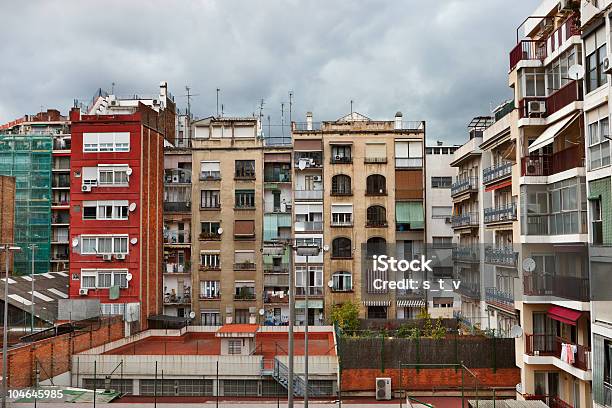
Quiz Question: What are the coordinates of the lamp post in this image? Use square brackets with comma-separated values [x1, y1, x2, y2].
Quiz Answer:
[29, 245, 36, 334]
[1, 244, 21, 408]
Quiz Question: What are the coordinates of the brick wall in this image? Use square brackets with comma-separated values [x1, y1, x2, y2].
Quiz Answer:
[0, 175, 15, 271]
[341, 367, 520, 392]
[1, 317, 124, 389]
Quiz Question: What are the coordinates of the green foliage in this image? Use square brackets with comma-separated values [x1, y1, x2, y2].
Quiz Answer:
[396, 323, 412, 338]
[408, 327, 421, 340]
[431, 318, 446, 340]
[416, 307, 430, 319]
[330, 301, 360, 334]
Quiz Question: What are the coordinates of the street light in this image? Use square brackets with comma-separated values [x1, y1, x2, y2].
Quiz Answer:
[29, 244, 37, 334]
[1, 244, 21, 408]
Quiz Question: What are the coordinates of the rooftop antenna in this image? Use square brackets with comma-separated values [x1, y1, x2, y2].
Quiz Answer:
[111, 82, 115, 95]
[216, 88, 221, 118]
[281, 103, 285, 138]
[289, 91, 293, 125]
[221, 103, 224, 118]
[185, 86, 192, 119]
[350, 100, 354, 116]
[258, 99, 265, 123]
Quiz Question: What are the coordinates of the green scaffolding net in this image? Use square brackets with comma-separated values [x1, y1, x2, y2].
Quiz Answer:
[0, 134, 52, 274]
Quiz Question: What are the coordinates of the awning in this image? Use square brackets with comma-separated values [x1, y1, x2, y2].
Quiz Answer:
[295, 300, 323, 309]
[433, 297, 454, 305]
[485, 180, 512, 192]
[264, 153, 291, 163]
[528, 113, 579, 153]
[397, 299, 426, 308]
[547, 305, 583, 326]
[396, 202, 424, 229]
[362, 300, 391, 306]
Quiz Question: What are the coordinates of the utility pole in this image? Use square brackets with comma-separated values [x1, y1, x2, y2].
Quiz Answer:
[30, 245, 36, 333]
[289, 92, 293, 136]
[216, 88, 220, 118]
[304, 254, 309, 408]
[185, 86, 192, 119]
[2, 244, 20, 408]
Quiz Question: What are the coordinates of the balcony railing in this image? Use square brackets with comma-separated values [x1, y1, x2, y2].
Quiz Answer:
[264, 274, 289, 287]
[518, 81, 582, 119]
[523, 273, 590, 302]
[521, 145, 584, 177]
[483, 161, 512, 184]
[165, 169, 191, 184]
[366, 220, 388, 228]
[199, 171, 221, 181]
[484, 204, 517, 224]
[199, 232, 221, 241]
[452, 212, 479, 228]
[234, 292, 256, 301]
[294, 221, 323, 232]
[164, 292, 191, 304]
[264, 264, 290, 274]
[234, 262, 256, 271]
[330, 156, 352, 164]
[525, 334, 591, 371]
[509, 39, 547, 69]
[164, 231, 191, 244]
[452, 245, 480, 263]
[484, 246, 517, 267]
[294, 189, 323, 201]
[164, 202, 191, 213]
[455, 281, 480, 299]
[395, 158, 423, 168]
[396, 289, 425, 299]
[164, 263, 191, 274]
[451, 177, 478, 197]
[485, 287, 514, 309]
[364, 157, 387, 164]
[525, 395, 574, 408]
[523, 211, 587, 236]
[264, 173, 291, 183]
[331, 220, 353, 227]
[296, 286, 323, 296]
[264, 292, 289, 304]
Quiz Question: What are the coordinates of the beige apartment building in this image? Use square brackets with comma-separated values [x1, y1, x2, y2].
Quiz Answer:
[293, 112, 426, 320]
[509, 1, 591, 406]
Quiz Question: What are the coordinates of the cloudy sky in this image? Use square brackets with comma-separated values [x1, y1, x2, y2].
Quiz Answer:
[0, 0, 540, 144]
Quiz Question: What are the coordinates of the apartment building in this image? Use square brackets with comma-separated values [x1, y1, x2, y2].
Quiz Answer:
[480, 101, 521, 337]
[450, 118, 493, 331]
[293, 112, 426, 320]
[581, 1, 612, 406]
[68, 82, 175, 329]
[0, 110, 71, 274]
[509, 2, 592, 406]
[425, 143, 459, 318]
[190, 116, 265, 326]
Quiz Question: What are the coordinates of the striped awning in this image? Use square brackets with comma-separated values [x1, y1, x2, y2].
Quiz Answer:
[362, 300, 391, 307]
[397, 299, 426, 308]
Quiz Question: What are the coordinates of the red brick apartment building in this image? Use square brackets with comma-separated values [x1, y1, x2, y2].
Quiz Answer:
[68, 82, 175, 329]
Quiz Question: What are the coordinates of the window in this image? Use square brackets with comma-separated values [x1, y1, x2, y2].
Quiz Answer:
[97, 167, 129, 185]
[365, 143, 387, 162]
[234, 281, 255, 299]
[331, 145, 352, 163]
[331, 204, 353, 226]
[228, 339, 242, 355]
[234, 250, 255, 269]
[366, 174, 386, 195]
[83, 201, 129, 220]
[331, 174, 351, 195]
[80, 235, 128, 254]
[432, 236, 453, 248]
[295, 265, 323, 295]
[200, 280, 220, 298]
[367, 306, 387, 319]
[235, 190, 255, 208]
[546, 47, 578, 93]
[235, 160, 255, 179]
[201, 253, 220, 269]
[83, 132, 130, 152]
[201, 190, 220, 208]
[81, 269, 129, 289]
[522, 68, 546, 97]
[200, 222, 221, 239]
[234, 220, 255, 239]
[200, 161, 220, 180]
[235, 309, 250, 324]
[201, 310, 220, 325]
[432, 206, 452, 219]
[332, 237, 352, 258]
[332, 272, 352, 291]
[81, 272, 96, 289]
[431, 176, 452, 188]
[395, 140, 423, 168]
[366, 205, 387, 227]
[586, 27, 607, 93]
[589, 117, 611, 170]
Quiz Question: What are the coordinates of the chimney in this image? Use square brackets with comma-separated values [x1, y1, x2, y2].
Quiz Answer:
[306, 112, 313, 131]
[159, 81, 168, 100]
[394, 112, 402, 130]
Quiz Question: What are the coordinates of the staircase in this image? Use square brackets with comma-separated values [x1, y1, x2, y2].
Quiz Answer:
[271, 358, 323, 397]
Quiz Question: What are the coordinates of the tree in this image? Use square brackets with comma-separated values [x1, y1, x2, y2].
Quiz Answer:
[330, 301, 359, 334]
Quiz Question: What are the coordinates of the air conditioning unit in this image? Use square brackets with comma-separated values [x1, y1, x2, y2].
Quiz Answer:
[102, 254, 112, 261]
[524, 159, 541, 176]
[313, 176, 322, 182]
[115, 253, 126, 260]
[375, 378, 392, 400]
[172, 174, 180, 183]
[79, 288, 88, 296]
[335, 155, 342, 161]
[82, 184, 92, 192]
[528, 101, 546, 117]
[604, 56, 612, 75]
[445, 217, 452, 224]
[110, 100, 118, 106]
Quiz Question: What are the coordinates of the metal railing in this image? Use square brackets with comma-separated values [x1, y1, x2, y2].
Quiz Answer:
[199, 171, 221, 181]
[364, 157, 387, 164]
[296, 286, 323, 296]
[452, 212, 479, 228]
[233, 262, 256, 270]
[264, 173, 291, 183]
[395, 157, 423, 168]
[509, 39, 547, 69]
[523, 211, 587, 236]
[294, 221, 323, 231]
[523, 273, 590, 302]
[163, 263, 191, 274]
[330, 156, 352, 164]
[164, 202, 191, 213]
[199, 232, 221, 241]
[451, 177, 478, 196]
[163, 230, 191, 244]
[483, 161, 512, 184]
[521, 145, 584, 176]
[484, 246, 517, 267]
[484, 204, 517, 224]
[525, 395, 574, 408]
[452, 245, 480, 263]
[485, 287, 514, 309]
[525, 334, 590, 371]
[294, 189, 323, 201]
[164, 168, 191, 184]
[518, 81, 582, 119]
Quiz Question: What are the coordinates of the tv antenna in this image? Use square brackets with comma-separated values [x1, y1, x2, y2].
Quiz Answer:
[216, 88, 221, 117]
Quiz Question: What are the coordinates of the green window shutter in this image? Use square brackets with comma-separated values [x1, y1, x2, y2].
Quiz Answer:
[396, 202, 424, 229]
[263, 214, 278, 241]
[593, 334, 605, 404]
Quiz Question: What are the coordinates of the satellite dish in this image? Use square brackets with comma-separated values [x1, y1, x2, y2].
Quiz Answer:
[522, 257, 536, 273]
[298, 160, 307, 170]
[129, 203, 136, 212]
[510, 325, 524, 338]
[126, 273, 133, 282]
[258, 308, 265, 316]
[130, 238, 138, 245]
[189, 311, 196, 319]
[327, 280, 334, 288]
[126, 168, 133, 176]
[217, 227, 223, 235]
[568, 64, 585, 80]
[323, 245, 330, 252]
[71, 238, 79, 248]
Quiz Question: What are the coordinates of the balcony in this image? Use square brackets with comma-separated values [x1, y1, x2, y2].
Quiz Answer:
[234, 262, 256, 271]
[525, 334, 591, 371]
[483, 162, 512, 185]
[199, 265, 221, 272]
[331, 220, 353, 228]
[264, 264, 290, 275]
[164, 263, 191, 274]
[234, 291, 256, 301]
[523, 273, 589, 302]
[485, 287, 514, 310]
[451, 177, 478, 197]
[199, 232, 221, 241]
[395, 158, 423, 168]
[330, 156, 352, 164]
[396, 289, 425, 299]
[364, 157, 387, 164]
[264, 292, 289, 304]
[164, 291, 191, 305]
[509, 39, 546, 69]
[518, 81, 582, 119]
[264, 273, 289, 287]
[452, 212, 479, 229]
[294, 189, 323, 201]
[294, 221, 323, 232]
[199, 171, 221, 181]
[523, 211, 587, 236]
[484, 246, 517, 267]
[294, 153, 322, 168]
[264, 173, 291, 183]
[484, 204, 517, 224]
[296, 286, 323, 296]
[452, 245, 480, 263]
[525, 395, 574, 408]
[164, 169, 191, 184]
[521, 145, 584, 177]
[366, 220, 388, 228]
[455, 280, 480, 299]
[164, 202, 191, 213]
[164, 230, 191, 245]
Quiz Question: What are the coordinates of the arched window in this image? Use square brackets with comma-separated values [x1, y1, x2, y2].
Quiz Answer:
[366, 237, 387, 258]
[366, 205, 387, 227]
[332, 272, 353, 292]
[332, 237, 352, 258]
[366, 174, 386, 195]
[331, 174, 351, 195]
